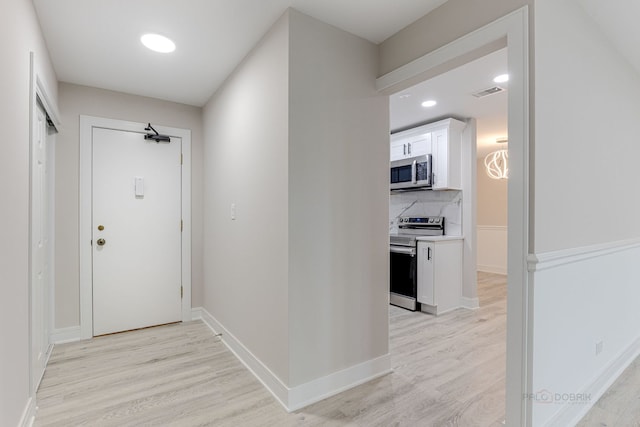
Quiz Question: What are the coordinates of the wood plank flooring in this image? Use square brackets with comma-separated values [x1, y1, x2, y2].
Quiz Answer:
[577, 355, 640, 426]
[35, 272, 507, 427]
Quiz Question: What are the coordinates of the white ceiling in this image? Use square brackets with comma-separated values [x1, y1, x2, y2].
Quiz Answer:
[390, 48, 508, 158]
[33, 0, 448, 106]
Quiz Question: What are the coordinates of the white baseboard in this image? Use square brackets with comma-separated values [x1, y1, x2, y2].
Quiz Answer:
[288, 354, 391, 411]
[198, 307, 290, 409]
[460, 296, 480, 309]
[191, 307, 203, 321]
[197, 307, 391, 412]
[19, 396, 36, 427]
[50, 326, 81, 344]
[477, 264, 507, 275]
[546, 334, 640, 426]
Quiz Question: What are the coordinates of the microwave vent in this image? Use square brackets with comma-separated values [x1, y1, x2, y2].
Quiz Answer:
[472, 86, 505, 98]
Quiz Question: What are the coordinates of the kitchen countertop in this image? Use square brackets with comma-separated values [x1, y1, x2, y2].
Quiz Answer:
[415, 235, 464, 242]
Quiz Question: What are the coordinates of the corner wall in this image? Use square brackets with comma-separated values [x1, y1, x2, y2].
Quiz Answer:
[202, 12, 291, 385]
[287, 9, 390, 389]
[0, 0, 58, 425]
[55, 83, 204, 330]
[201, 9, 390, 408]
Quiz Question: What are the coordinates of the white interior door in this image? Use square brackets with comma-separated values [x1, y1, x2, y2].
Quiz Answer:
[31, 102, 50, 391]
[92, 127, 182, 336]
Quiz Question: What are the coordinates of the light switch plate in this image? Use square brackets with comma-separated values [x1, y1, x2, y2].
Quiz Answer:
[134, 176, 144, 197]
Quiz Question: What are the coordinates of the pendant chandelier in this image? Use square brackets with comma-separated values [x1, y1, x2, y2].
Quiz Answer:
[484, 143, 508, 180]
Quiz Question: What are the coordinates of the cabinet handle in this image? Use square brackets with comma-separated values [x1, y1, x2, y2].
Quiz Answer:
[428, 247, 432, 260]
[408, 142, 411, 155]
[403, 144, 406, 155]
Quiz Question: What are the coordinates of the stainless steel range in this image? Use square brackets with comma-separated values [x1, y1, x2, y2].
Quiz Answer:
[390, 216, 445, 311]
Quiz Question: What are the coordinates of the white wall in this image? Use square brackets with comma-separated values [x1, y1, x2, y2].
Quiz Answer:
[55, 83, 204, 329]
[477, 158, 508, 273]
[477, 158, 508, 226]
[532, 0, 640, 424]
[534, 2, 640, 252]
[202, 12, 291, 383]
[287, 9, 389, 387]
[202, 8, 389, 402]
[378, 0, 533, 75]
[0, 0, 58, 425]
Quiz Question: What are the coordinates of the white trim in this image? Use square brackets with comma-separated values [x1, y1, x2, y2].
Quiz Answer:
[477, 225, 508, 232]
[460, 296, 480, 309]
[528, 238, 640, 272]
[198, 307, 392, 412]
[198, 307, 290, 410]
[376, 6, 530, 425]
[288, 354, 392, 412]
[377, 16, 510, 92]
[478, 265, 508, 275]
[18, 396, 36, 427]
[50, 326, 82, 344]
[79, 116, 192, 339]
[545, 335, 640, 427]
[28, 52, 58, 417]
[191, 307, 203, 321]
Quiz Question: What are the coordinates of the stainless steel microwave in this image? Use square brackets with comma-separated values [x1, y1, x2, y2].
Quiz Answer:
[390, 154, 432, 190]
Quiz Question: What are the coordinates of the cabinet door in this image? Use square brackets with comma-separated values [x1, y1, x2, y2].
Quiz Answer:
[408, 132, 431, 157]
[417, 242, 435, 305]
[390, 140, 407, 161]
[432, 129, 448, 190]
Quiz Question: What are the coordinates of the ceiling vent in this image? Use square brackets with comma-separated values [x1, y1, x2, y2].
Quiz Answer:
[472, 86, 506, 98]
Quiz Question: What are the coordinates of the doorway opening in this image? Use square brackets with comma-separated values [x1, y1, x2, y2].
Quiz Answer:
[387, 46, 508, 425]
[378, 6, 530, 425]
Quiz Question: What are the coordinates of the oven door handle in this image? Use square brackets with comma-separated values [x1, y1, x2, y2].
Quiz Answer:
[390, 246, 416, 256]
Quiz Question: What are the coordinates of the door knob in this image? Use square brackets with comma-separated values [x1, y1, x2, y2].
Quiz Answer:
[96, 238, 106, 246]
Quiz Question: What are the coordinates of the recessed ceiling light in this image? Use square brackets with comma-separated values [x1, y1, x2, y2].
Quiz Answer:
[421, 100, 437, 107]
[493, 74, 509, 83]
[141, 33, 176, 53]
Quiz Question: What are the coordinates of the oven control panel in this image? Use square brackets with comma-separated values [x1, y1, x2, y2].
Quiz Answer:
[398, 216, 443, 226]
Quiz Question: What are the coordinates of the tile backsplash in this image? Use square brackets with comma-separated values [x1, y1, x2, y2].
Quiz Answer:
[390, 190, 462, 236]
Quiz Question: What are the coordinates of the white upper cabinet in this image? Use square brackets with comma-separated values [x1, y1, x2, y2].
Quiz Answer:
[389, 128, 432, 161]
[431, 119, 465, 190]
[390, 118, 466, 190]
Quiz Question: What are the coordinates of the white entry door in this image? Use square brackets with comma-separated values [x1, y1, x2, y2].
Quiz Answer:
[92, 127, 182, 336]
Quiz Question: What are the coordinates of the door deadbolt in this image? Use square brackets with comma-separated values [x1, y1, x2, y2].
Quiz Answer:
[96, 238, 106, 246]
[98, 225, 104, 231]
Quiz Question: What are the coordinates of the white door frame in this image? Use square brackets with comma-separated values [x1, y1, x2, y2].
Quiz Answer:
[28, 52, 60, 424]
[79, 115, 192, 339]
[376, 7, 531, 426]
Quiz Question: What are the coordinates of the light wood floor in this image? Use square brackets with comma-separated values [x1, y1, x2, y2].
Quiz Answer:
[35, 272, 507, 426]
[577, 355, 640, 426]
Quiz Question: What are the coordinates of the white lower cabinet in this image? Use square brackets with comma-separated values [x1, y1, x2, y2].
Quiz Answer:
[417, 239, 463, 315]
